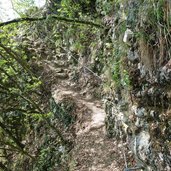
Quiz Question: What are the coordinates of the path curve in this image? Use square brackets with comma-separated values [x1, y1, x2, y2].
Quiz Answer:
[52, 85, 123, 171]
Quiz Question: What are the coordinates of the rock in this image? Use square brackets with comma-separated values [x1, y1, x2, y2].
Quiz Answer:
[159, 59, 171, 83]
[138, 63, 146, 78]
[58, 145, 65, 153]
[127, 49, 139, 62]
[135, 118, 146, 128]
[133, 131, 151, 163]
[136, 107, 146, 118]
[54, 61, 69, 67]
[123, 28, 134, 45]
[124, 166, 143, 171]
[131, 106, 147, 118]
[149, 110, 159, 121]
[117, 112, 124, 121]
[55, 73, 68, 79]
[147, 87, 154, 95]
[131, 105, 137, 114]
[55, 68, 64, 73]
[119, 101, 129, 111]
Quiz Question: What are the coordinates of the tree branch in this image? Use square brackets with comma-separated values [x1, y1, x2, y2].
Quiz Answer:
[0, 108, 40, 114]
[0, 121, 25, 149]
[0, 16, 104, 28]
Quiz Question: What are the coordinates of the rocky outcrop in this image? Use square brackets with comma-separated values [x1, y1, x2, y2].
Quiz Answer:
[103, 1, 171, 170]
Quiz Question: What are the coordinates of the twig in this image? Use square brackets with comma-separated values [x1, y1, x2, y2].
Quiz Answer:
[0, 15, 104, 28]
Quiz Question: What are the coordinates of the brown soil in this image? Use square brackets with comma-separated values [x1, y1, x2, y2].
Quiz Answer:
[42, 58, 124, 171]
[52, 85, 124, 171]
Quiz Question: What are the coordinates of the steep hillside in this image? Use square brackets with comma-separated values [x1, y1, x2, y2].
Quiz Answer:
[0, 0, 170, 171]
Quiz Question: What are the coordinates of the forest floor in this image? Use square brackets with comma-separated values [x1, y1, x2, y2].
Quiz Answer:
[41, 56, 125, 171]
[52, 85, 124, 171]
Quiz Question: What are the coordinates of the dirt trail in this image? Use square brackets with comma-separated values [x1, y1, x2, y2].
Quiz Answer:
[52, 86, 122, 171]
[43, 58, 123, 171]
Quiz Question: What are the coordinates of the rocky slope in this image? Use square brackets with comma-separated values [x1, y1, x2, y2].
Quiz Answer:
[103, 1, 171, 170]
[17, 1, 171, 170]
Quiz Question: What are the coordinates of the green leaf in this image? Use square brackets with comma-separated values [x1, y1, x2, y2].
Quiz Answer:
[0, 59, 7, 66]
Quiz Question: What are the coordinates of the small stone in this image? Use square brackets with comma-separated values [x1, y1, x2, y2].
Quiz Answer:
[118, 144, 122, 148]
[138, 63, 146, 78]
[159, 59, 171, 83]
[127, 49, 139, 62]
[135, 118, 143, 128]
[129, 114, 134, 121]
[150, 110, 155, 118]
[119, 101, 129, 111]
[131, 105, 137, 114]
[134, 131, 151, 162]
[135, 107, 146, 118]
[123, 28, 133, 44]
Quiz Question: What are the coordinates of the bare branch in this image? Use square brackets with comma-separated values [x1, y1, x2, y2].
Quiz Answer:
[0, 15, 104, 28]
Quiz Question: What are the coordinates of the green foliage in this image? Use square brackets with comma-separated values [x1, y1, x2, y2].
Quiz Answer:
[34, 144, 69, 171]
[0, 59, 7, 66]
[103, 38, 130, 90]
[60, 0, 96, 17]
[121, 69, 130, 88]
[0, 12, 48, 169]
[96, 0, 114, 15]
[0, 0, 123, 169]
[112, 60, 121, 87]
[50, 98, 75, 127]
[31, 112, 53, 121]
[112, 61, 130, 89]
[12, 0, 36, 17]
